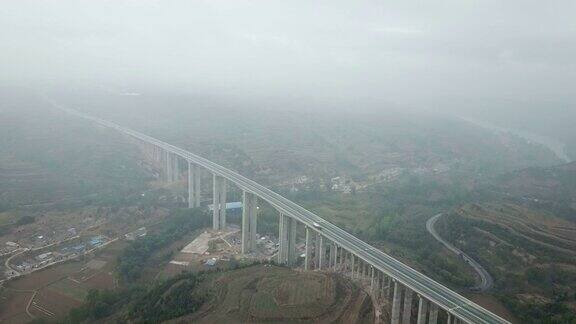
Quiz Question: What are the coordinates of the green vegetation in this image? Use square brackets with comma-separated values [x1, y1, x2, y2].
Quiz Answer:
[502, 292, 576, 324]
[117, 208, 210, 283]
[61, 263, 366, 324]
[61, 286, 146, 323]
[126, 272, 205, 323]
[15, 215, 35, 226]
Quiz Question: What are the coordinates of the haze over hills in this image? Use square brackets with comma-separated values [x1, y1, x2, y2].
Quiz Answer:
[1, 0, 575, 323]
[1, 90, 575, 323]
[55, 90, 561, 184]
[456, 106, 576, 163]
[30, 90, 574, 322]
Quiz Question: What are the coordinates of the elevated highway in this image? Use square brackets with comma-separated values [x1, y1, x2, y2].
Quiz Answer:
[57, 105, 509, 324]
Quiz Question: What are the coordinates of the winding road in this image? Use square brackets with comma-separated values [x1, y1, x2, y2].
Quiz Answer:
[426, 213, 494, 292]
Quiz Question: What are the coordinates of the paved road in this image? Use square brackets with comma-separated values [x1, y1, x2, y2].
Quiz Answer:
[426, 214, 494, 292]
[54, 103, 509, 324]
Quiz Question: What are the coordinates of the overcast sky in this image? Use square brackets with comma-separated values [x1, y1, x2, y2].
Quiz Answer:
[1, 0, 575, 112]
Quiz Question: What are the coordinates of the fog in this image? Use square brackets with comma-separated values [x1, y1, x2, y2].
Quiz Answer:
[1, 0, 575, 113]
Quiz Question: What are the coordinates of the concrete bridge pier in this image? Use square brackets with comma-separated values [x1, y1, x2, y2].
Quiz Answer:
[172, 154, 180, 182]
[328, 243, 333, 270]
[341, 249, 348, 272]
[339, 247, 346, 270]
[212, 175, 227, 230]
[164, 150, 172, 183]
[278, 213, 287, 264]
[381, 273, 390, 301]
[370, 266, 375, 292]
[304, 226, 312, 270]
[167, 152, 175, 182]
[277, 213, 296, 265]
[241, 191, 258, 253]
[417, 296, 429, 324]
[314, 232, 321, 268]
[391, 281, 402, 324]
[153, 145, 160, 163]
[188, 162, 201, 208]
[428, 304, 438, 324]
[351, 253, 356, 279]
[287, 216, 297, 266]
[402, 287, 414, 324]
[317, 235, 325, 270]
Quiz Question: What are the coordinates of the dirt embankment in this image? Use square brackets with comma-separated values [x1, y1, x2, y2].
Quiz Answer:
[171, 265, 373, 324]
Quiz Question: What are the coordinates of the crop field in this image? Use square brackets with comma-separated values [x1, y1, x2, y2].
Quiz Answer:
[0, 240, 125, 322]
[29, 288, 82, 319]
[0, 261, 85, 323]
[176, 264, 373, 323]
[47, 278, 89, 300]
[0, 289, 34, 323]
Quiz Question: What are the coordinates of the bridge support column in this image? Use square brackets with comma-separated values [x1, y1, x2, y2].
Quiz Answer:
[314, 232, 321, 268]
[287, 217, 297, 266]
[377, 274, 383, 299]
[165, 151, 172, 183]
[391, 281, 402, 324]
[153, 145, 159, 162]
[350, 254, 355, 279]
[375, 271, 381, 296]
[188, 163, 201, 208]
[212, 175, 227, 230]
[380, 275, 387, 301]
[388, 277, 395, 300]
[402, 287, 413, 324]
[370, 266, 375, 292]
[328, 243, 334, 270]
[173, 154, 180, 182]
[278, 213, 287, 264]
[317, 235, 325, 270]
[241, 191, 258, 254]
[304, 226, 312, 270]
[428, 304, 438, 324]
[417, 296, 428, 324]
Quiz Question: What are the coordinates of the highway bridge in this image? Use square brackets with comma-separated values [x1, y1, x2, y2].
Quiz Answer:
[57, 105, 509, 324]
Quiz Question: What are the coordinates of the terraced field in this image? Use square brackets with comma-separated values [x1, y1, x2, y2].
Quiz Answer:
[174, 265, 374, 323]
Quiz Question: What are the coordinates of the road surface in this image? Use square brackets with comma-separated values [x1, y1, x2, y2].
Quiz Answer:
[427, 213, 494, 292]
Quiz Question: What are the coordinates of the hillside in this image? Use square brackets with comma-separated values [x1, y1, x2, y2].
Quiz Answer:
[493, 162, 576, 221]
[61, 264, 374, 324]
[438, 203, 576, 323]
[54, 91, 561, 187]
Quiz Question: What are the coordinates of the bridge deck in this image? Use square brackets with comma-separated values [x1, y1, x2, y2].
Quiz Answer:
[62, 107, 509, 324]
